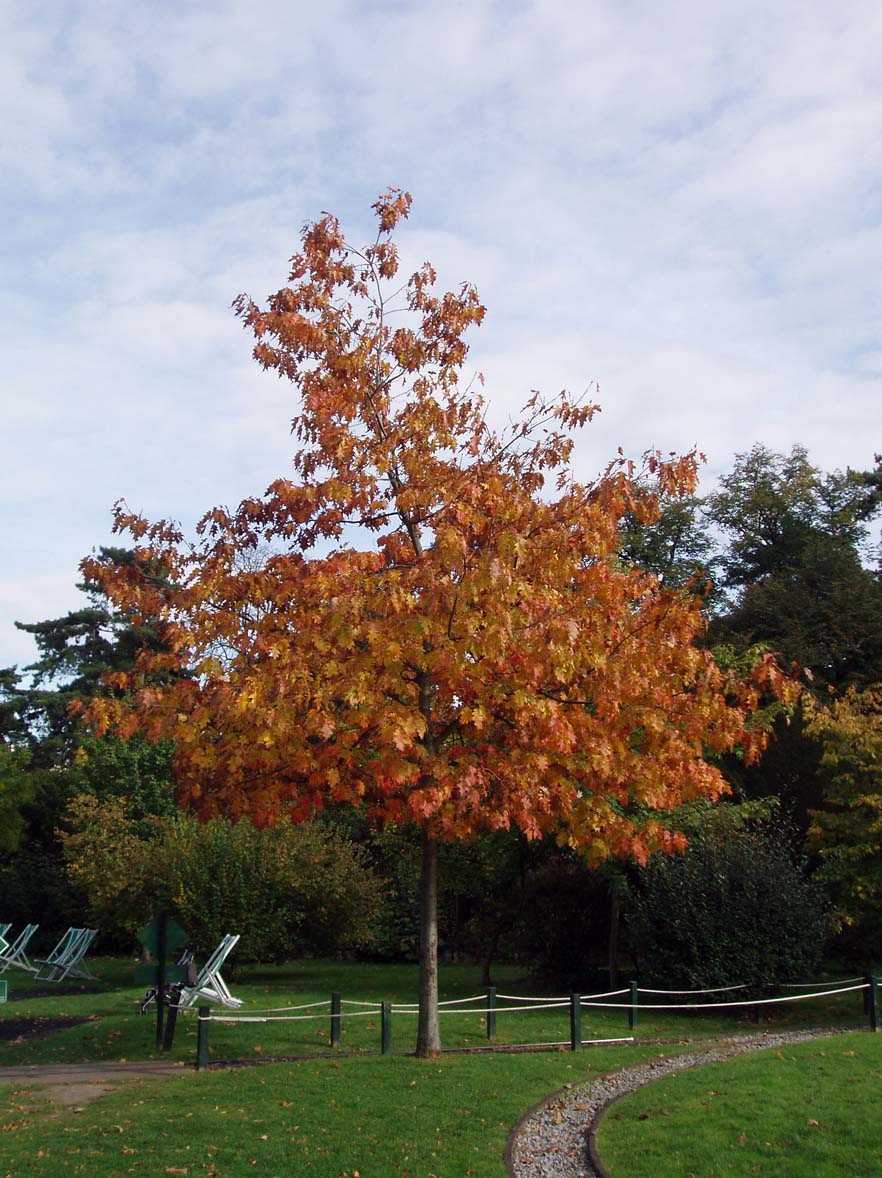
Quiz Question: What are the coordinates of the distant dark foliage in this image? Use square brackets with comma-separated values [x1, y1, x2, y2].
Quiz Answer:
[626, 823, 828, 994]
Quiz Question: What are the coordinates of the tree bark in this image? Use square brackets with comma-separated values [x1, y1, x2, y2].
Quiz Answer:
[416, 832, 441, 1056]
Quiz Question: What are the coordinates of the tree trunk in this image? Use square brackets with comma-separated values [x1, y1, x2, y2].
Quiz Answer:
[416, 832, 441, 1056]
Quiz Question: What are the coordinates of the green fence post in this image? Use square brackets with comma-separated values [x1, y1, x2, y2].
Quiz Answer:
[570, 992, 582, 1051]
[629, 981, 638, 1030]
[381, 1001, 392, 1054]
[330, 991, 341, 1047]
[754, 1001, 764, 1026]
[486, 988, 496, 1040]
[196, 1006, 210, 1071]
[868, 976, 879, 1032]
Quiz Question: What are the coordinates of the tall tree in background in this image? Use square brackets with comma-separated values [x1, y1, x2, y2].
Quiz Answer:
[707, 444, 882, 689]
[0, 547, 173, 764]
[80, 191, 793, 1055]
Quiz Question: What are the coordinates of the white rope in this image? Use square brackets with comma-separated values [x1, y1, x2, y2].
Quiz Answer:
[208, 1006, 384, 1024]
[580, 982, 868, 1012]
[195, 980, 870, 1026]
[231, 999, 334, 1014]
[391, 994, 488, 1010]
[638, 984, 749, 996]
[341, 999, 383, 1008]
[495, 993, 569, 1003]
[779, 977, 866, 988]
[391, 1000, 570, 1016]
[579, 988, 631, 1000]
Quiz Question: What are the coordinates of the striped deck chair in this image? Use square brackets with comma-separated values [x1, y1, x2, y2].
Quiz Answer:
[0, 923, 39, 973]
[180, 934, 242, 1008]
[34, 927, 98, 982]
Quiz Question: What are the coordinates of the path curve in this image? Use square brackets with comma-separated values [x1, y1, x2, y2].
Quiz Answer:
[506, 1028, 844, 1178]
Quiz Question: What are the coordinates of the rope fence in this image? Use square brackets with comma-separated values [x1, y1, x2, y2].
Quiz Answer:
[189, 972, 881, 1069]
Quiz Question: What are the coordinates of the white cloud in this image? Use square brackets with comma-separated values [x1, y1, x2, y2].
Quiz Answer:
[3, 0, 881, 668]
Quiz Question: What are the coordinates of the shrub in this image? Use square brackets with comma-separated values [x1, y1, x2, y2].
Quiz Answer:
[60, 795, 384, 962]
[626, 815, 828, 992]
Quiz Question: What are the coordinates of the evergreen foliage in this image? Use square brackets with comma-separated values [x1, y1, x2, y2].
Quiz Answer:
[627, 810, 827, 993]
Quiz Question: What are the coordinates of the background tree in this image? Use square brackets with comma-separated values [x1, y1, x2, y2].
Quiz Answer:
[618, 489, 716, 599]
[0, 743, 34, 852]
[61, 795, 383, 961]
[806, 685, 882, 953]
[81, 191, 793, 1055]
[0, 548, 178, 933]
[702, 445, 882, 836]
[706, 445, 882, 689]
[1, 547, 173, 765]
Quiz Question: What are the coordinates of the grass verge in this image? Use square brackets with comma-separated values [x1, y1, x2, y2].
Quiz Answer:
[595, 1029, 882, 1178]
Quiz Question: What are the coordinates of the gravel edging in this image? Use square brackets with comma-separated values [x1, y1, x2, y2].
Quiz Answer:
[506, 1028, 847, 1178]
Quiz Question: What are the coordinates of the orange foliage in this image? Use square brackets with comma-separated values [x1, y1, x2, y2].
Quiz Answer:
[78, 189, 796, 868]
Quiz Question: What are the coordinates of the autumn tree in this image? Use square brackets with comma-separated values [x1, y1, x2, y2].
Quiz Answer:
[80, 190, 793, 1055]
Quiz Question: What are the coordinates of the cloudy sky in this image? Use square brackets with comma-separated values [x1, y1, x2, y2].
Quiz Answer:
[3, 0, 880, 670]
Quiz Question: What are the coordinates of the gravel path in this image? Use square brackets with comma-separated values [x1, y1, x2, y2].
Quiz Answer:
[507, 1029, 844, 1178]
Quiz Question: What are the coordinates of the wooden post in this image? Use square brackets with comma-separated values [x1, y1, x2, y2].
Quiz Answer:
[162, 1000, 179, 1051]
[629, 981, 638, 1030]
[196, 1006, 210, 1070]
[486, 987, 496, 1040]
[570, 992, 582, 1051]
[155, 910, 167, 1050]
[381, 1001, 392, 1055]
[330, 991, 341, 1047]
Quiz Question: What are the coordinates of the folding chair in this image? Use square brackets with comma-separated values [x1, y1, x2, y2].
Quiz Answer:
[34, 927, 98, 982]
[0, 923, 10, 953]
[60, 928, 98, 980]
[0, 923, 39, 973]
[179, 934, 242, 1007]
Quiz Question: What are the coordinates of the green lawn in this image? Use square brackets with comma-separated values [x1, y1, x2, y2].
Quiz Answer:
[595, 1030, 882, 1178]
[0, 958, 877, 1176]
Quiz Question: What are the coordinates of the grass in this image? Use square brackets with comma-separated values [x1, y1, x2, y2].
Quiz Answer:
[0, 1046, 663, 1176]
[595, 1030, 882, 1177]
[0, 957, 877, 1176]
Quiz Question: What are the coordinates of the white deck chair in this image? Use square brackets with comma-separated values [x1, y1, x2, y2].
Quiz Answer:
[60, 928, 98, 980]
[0, 923, 10, 953]
[34, 927, 98, 982]
[0, 923, 39, 973]
[34, 927, 82, 979]
[180, 934, 242, 1008]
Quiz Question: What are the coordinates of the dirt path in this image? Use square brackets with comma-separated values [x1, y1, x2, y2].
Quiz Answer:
[0, 1060, 188, 1110]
